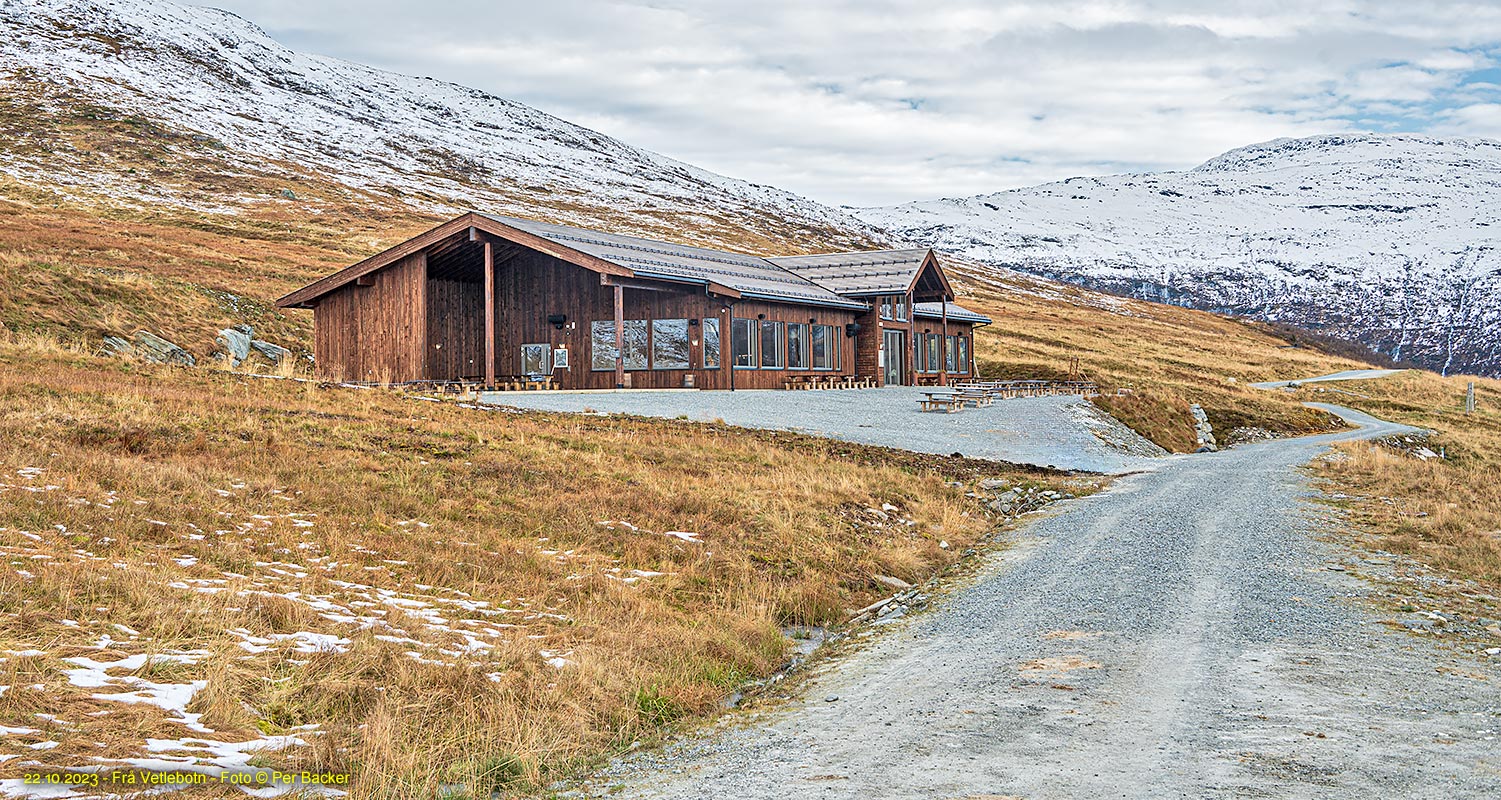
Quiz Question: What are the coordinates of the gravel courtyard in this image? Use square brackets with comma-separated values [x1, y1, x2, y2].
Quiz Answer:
[483, 387, 1168, 473]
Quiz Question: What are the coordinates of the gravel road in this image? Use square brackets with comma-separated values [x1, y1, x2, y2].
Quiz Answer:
[574, 403, 1500, 799]
[486, 387, 1165, 473]
[1250, 369, 1404, 389]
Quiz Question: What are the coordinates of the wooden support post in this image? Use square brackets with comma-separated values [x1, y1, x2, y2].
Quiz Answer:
[940, 301, 949, 387]
[906, 292, 916, 386]
[483, 240, 496, 389]
[613, 283, 625, 389]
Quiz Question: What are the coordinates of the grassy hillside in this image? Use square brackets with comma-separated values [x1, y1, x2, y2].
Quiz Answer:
[951, 269, 1368, 452]
[1305, 372, 1501, 592]
[0, 340, 1076, 796]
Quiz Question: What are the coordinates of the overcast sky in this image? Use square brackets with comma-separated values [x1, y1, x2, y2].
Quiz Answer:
[205, 0, 1501, 206]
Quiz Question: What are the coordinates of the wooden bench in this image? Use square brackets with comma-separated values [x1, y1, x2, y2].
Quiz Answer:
[918, 392, 965, 413]
[954, 390, 993, 407]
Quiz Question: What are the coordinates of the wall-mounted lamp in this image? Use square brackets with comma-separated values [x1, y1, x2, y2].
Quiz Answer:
[809, 317, 817, 325]
[688, 318, 700, 327]
[757, 313, 766, 320]
[845, 322, 861, 337]
[547, 313, 567, 330]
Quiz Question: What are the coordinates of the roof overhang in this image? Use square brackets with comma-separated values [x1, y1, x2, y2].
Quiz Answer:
[276, 212, 637, 309]
[906, 250, 954, 302]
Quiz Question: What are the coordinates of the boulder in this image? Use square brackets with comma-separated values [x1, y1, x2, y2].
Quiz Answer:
[129, 330, 195, 366]
[100, 335, 133, 358]
[873, 574, 913, 591]
[216, 324, 253, 366]
[249, 339, 292, 364]
[978, 478, 1009, 491]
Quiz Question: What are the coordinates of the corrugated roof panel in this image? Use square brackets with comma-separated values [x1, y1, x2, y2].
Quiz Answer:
[766, 248, 931, 295]
[480, 213, 868, 310]
[913, 301, 991, 325]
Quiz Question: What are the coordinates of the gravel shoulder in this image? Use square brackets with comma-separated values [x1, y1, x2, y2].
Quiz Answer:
[485, 387, 1166, 474]
[570, 403, 1500, 799]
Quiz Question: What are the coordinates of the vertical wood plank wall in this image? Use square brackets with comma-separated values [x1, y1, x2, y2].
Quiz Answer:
[426, 277, 484, 380]
[312, 252, 426, 382]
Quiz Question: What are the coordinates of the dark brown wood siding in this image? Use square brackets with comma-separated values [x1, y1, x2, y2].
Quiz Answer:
[312, 252, 427, 382]
[426, 276, 485, 381]
[310, 239, 869, 388]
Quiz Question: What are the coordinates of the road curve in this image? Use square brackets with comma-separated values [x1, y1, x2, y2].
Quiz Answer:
[577, 405, 1500, 799]
[1250, 369, 1405, 389]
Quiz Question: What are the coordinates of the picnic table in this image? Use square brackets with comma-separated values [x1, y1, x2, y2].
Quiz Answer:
[917, 389, 992, 412]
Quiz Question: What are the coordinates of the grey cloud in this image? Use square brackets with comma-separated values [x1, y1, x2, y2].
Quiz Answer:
[205, 0, 1501, 205]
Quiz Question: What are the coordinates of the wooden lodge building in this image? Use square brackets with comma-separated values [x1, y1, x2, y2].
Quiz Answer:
[276, 213, 990, 390]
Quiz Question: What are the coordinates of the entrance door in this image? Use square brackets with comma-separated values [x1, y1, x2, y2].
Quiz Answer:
[883, 329, 905, 386]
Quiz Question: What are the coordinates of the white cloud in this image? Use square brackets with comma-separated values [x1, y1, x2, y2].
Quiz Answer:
[206, 0, 1501, 205]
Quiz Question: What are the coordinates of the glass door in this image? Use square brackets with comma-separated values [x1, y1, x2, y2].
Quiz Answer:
[883, 329, 904, 386]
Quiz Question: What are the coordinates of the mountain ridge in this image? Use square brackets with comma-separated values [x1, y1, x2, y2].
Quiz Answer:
[0, 0, 884, 254]
[856, 132, 1501, 377]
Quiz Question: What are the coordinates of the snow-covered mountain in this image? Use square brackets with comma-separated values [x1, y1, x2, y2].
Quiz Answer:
[0, 0, 882, 252]
[857, 134, 1501, 377]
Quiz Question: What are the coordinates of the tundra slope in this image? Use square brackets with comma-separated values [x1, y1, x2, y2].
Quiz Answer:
[579, 404, 1500, 799]
[858, 134, 1501, 378]
[0, 0, 882, 252]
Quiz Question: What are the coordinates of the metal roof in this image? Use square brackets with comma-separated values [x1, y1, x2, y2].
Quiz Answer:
[913, 301, 991, 325]
[479, 214, 870, 311]
[765, 248, 933, 295]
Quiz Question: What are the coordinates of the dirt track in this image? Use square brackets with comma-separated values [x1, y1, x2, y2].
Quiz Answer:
[576, 404, 1500, 799]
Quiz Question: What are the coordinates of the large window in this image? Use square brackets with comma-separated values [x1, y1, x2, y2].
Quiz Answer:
[922, 333, 941, 373]
[731, 318, 757, 368]
[957, 336, 969, 374]
[786, 323, 808, 370]
[894, 295, 909, 322]
[880, 297, 893, 320]
[521, 343, 550, 375]
[945, 335, 958, 372]
[652, 319, 690, 370]
[590, 320, 648, 371]
[702, 318, 721, 369]
[811, 324, 838, 370]
[760, 320, 785, 368]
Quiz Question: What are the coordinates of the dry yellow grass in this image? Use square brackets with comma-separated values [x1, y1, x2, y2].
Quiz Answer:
[0, 343, 1070, 797]
[951, 271, 1370, 450]
[1301, 371, 1501, 590]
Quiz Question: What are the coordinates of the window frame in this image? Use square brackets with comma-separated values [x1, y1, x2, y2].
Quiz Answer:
[759, 319, 785, 369]
[650, 318, 691, 370]
[786, 322, 809, 370]
[894, 295, 909, 322]
[957, 336, 969, 374]
[589, 320, 649, 372]
[702, 317, 721, 369]
[731, 317, 758, 369]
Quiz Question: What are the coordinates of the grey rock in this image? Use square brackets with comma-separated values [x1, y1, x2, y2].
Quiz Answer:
[100, 335, 133, 358]
[978, 478, 1009, 491]
[873, 574, 913, 591]
[249, 339, 292, 364]
[1191, 403, 1218, 451]
[216, 325, 253, 365]
[128, 330, 195, 366]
